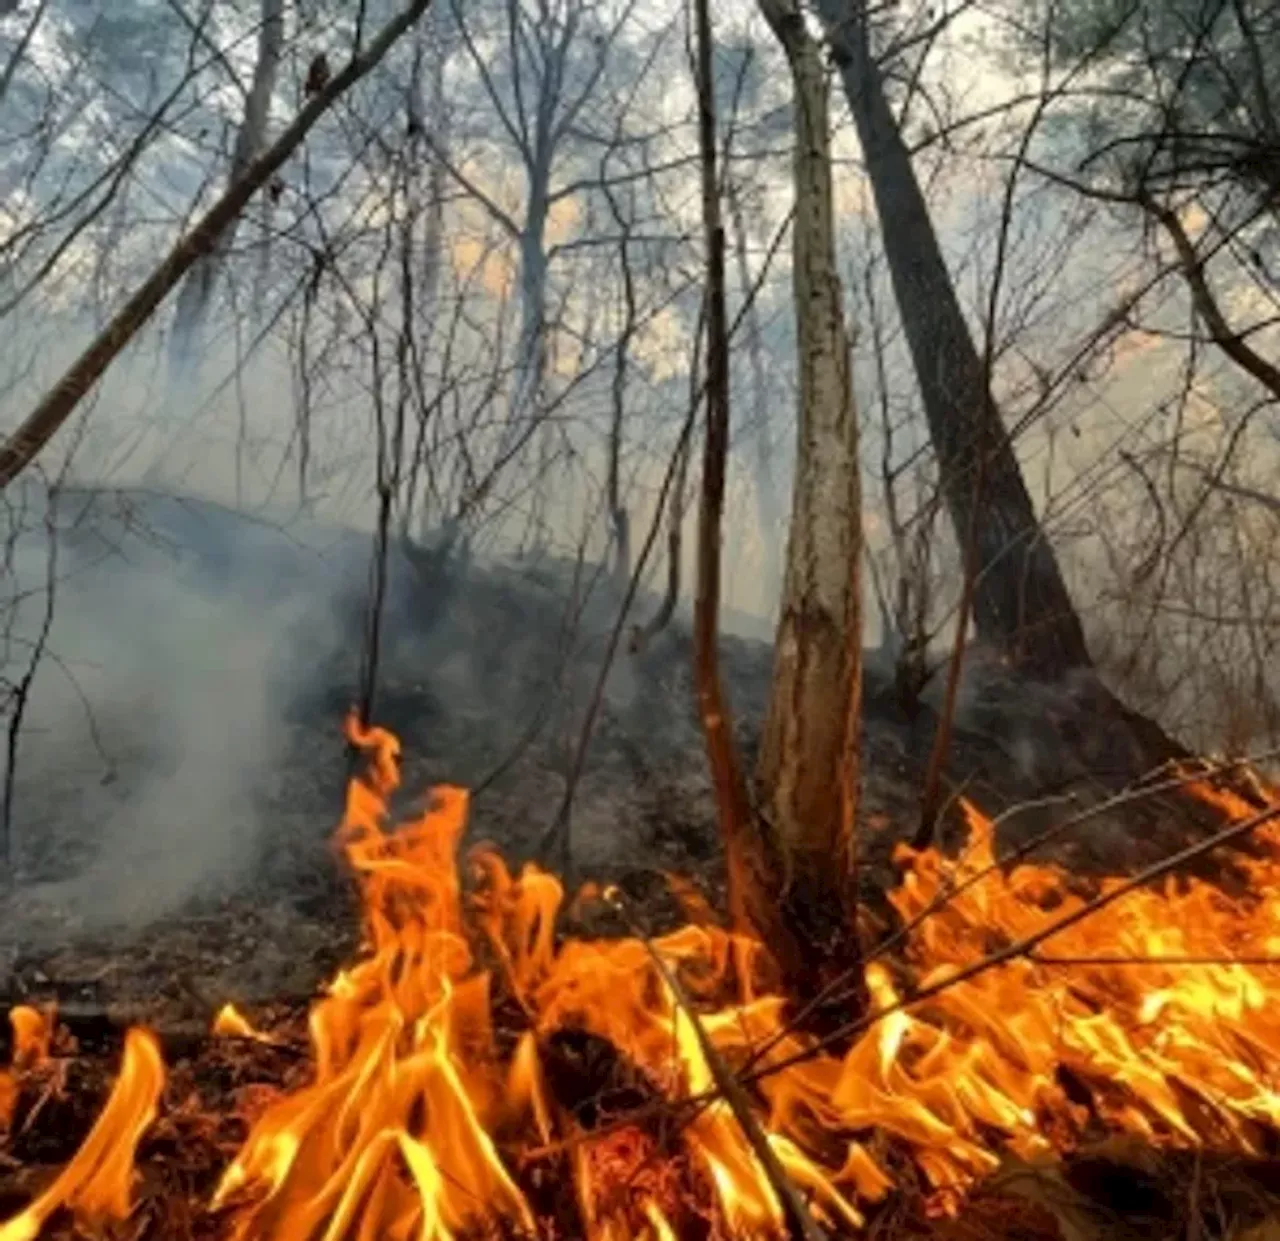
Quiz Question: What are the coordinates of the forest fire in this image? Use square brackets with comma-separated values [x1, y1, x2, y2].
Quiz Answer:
[4, 718, 1280, 1240]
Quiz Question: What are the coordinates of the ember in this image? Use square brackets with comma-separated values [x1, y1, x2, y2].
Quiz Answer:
[4, 716, 1280, 1239]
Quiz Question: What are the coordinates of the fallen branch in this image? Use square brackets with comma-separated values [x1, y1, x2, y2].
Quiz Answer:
[873, 750, 1280, 966]
[0, 1001, 307, 1062]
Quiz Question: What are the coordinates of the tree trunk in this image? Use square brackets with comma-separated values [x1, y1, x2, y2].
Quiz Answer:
[690, 0, 799, 976]
[399, 9, 452, 543]
[755, 0, 864, 999]
[607, 210, 636, 595]
[512, 156, 552, 554]
[170, 0, 286, 368]
[513, 186, 550, 431]
[814, 0, 1093, 678]
[630, 298, 702, 658]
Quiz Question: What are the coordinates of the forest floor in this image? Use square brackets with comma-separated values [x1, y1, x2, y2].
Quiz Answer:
[1, 499, 1277, 1238]
[0, 527, 1246, 1021]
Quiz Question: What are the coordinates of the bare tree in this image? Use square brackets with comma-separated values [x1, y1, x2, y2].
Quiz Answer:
[0, 0, 440, 490]
[440, 0, 641, 503]
[689, 0, 788, 967]
[814, 0, 1094, 677]
[602, 168, 637, 594]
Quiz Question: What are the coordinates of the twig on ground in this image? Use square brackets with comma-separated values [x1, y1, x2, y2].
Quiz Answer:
[746, 797, 1280, 1083]
[742, 749, 1278, 1073]
[0, 1001, 309, 1061]
[1030, 952, 1280, 966]
[874, 750, 1279, 965]
[518, 776, 1280, 1169]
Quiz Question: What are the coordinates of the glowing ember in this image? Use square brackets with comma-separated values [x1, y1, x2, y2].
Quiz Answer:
[5, 716, 1280, 1238]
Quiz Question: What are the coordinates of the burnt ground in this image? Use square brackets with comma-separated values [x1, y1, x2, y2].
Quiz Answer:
[0, 490, 1258, 1023]
[5, 494, 1280, 1241]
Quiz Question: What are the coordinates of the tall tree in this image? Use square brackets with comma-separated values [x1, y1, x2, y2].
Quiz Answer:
[813, 0, 1094, 677]
[690, 0, 768, 950]
[718, 38, 790, 605]
[169, 0, 287, 369]
[443, 0, 639, 457]
[728, 174, 785, 605]
[1018, 0, 1280, 403]
[755, 0, 865, 995]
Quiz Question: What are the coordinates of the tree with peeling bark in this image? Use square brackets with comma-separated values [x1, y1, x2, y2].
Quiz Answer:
[690, 0, 867, 1006]
[754, 0, 865, 1000]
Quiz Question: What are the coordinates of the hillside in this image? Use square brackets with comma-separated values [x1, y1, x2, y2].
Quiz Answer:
[0, 490, 1241, 1019]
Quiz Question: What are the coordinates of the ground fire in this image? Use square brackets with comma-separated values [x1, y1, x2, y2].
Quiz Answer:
[4, 716, 1280, 1240]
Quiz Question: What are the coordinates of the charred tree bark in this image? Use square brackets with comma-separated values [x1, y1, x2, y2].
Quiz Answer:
[814, 0, 1093, 679]
[756, 0, 865, 1004]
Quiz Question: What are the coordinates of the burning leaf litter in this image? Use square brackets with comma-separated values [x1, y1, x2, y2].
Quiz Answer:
[4, 718, 1280, 1238]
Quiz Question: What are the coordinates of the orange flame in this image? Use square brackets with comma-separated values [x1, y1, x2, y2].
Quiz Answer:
[210, 716, 535, 1240]
[213, 1003, 280, 1046]
[0, 1008, 55, 1130]
[8, 716, 1280, 1237]
[0, 1028, 164, 1241]
[0, 1006, 55, 1134]
[8, 1007, 53, 1070]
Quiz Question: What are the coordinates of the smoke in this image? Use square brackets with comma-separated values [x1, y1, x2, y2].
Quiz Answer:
[0, 470, 679, 941]
[1, 489, 349, 932]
